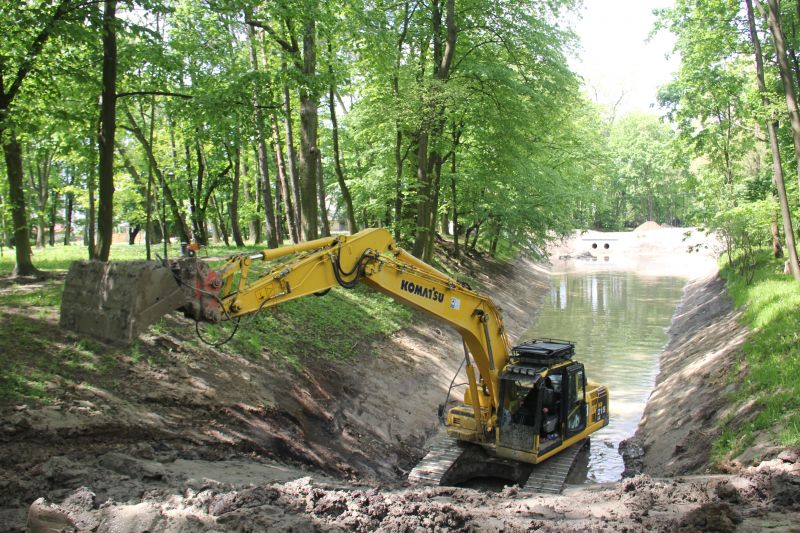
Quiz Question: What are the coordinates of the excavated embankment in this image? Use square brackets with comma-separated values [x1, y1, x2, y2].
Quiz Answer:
[621, 272, 749, 477]
[0, 250, 551, 531]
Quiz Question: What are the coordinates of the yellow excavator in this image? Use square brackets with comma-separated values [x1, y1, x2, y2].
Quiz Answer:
[59, 228, 609, 488]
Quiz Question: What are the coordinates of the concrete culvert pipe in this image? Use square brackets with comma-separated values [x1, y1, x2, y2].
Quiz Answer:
[604, 243, 610, 249]
[592, 243, 597, 249]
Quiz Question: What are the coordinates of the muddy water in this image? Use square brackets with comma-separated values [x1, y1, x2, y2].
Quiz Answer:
[522, 271, 685, 483]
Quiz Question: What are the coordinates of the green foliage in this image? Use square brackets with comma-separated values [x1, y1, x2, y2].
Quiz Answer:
[710, 200, 774, 283]
[203, 285, 413, 368]
[713, 249, 800, 459]
[601, 113, 693, 228]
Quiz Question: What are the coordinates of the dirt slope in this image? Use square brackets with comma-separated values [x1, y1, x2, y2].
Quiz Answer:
[621, 272, 751, 477]
[0, 251, 549, 531]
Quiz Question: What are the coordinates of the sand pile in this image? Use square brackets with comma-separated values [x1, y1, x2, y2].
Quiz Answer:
[634, 221, 662, 232]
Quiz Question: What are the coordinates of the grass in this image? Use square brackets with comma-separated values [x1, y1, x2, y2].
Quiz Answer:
[0, 240, 415, 400]
[0, 241, 267, 276]
[713, 249, 800, 459]
[0, 312, 123, 402]
[201, 285, 413, 370]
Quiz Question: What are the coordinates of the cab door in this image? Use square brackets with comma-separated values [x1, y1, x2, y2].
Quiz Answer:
[565, 364, 587, 438]
[497, 374, 540, 453]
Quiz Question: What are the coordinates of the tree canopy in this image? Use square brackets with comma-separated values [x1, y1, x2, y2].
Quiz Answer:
[1, 0, 797, 279]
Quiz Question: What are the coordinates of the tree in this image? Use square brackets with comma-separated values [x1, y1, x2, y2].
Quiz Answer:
[747, 0, 800, 279]
[0, 0, 77, 275]
[95, 0, 117, 261]
[759, 0, 800, 193]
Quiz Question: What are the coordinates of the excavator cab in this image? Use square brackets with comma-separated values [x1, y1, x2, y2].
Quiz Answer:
[495, 340, 591, 463]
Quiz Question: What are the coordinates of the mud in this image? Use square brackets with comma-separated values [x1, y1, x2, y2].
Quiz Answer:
[20, 453, 800, 532]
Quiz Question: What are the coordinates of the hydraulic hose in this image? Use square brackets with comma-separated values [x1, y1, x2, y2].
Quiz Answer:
[332, 247, 372, 289]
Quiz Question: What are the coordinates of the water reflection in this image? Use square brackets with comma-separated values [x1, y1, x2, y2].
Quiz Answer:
[522, 271, 685, 483]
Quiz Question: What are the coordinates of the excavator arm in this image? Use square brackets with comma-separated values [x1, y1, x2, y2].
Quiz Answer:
[175, 228, 511, 441]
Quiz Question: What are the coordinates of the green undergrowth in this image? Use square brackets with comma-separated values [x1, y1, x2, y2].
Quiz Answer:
[0, 241, 266, 276]
[713, 249, 800, 460]
[0, 241, 415, 400]
[201, 285, 413, 370]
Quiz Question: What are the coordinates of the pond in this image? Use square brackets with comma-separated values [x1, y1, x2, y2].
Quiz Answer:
[521, 271, 686, 483]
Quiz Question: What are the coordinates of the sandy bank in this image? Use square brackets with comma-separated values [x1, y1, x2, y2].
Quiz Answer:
[549, 226, 718, 278]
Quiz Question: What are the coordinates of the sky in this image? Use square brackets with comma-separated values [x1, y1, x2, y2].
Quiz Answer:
[569, 0, 680, 115]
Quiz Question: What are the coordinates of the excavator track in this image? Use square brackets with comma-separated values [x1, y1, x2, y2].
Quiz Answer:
[407, 432, 465, 486]
[520, 439, 587, 495]
[409, 432, 587, 493]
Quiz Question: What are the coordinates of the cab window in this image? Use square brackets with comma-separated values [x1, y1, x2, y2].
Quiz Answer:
[571, 370, 585, 405]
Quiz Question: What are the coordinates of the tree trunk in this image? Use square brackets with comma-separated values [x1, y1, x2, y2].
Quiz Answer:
[464, 223, 474, 251]
[64, 186, 73, 246]
[255, 141, 279, 248]
[470, 221, 481, 250]
[1, 128, 38, 275]
[29, 149, 53, 249]
[393, 130, 404, 241]
[88, 146, 96, 259]
[272, 170, 284, 241]
[95, 0, 117, 261]
[271, 114, 299, 243]
[246, 16, 279, 248]
[48, 188, 57, 246]
[771, 219, 784, 258]
[412, 132, 430, 258]
[145, 98, 155, 260]
[32, 163, 46, 248]
[762, 0, 800, 195]
[0, 193, 6, 251]
[749, 0, 800, 280]
[413, 0, 456, 258]
[391, 5, 411, 242]
[450, 131, 459, 259]
[424, 155, 443, 260]
[317, 151, 330, 236]
[327, 51, 356, 233]
[128, 225, 140, 245]
[283, 74, 303, 239]
[211, 195, 230, 247]
[230, 145, 245, 247]
[243, 165, 260, 243]
[296, 15, 320, 241]
[490, 226, 500, 256]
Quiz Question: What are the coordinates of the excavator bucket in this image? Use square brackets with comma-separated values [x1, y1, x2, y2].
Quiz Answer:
[59, 261, 186, 345]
